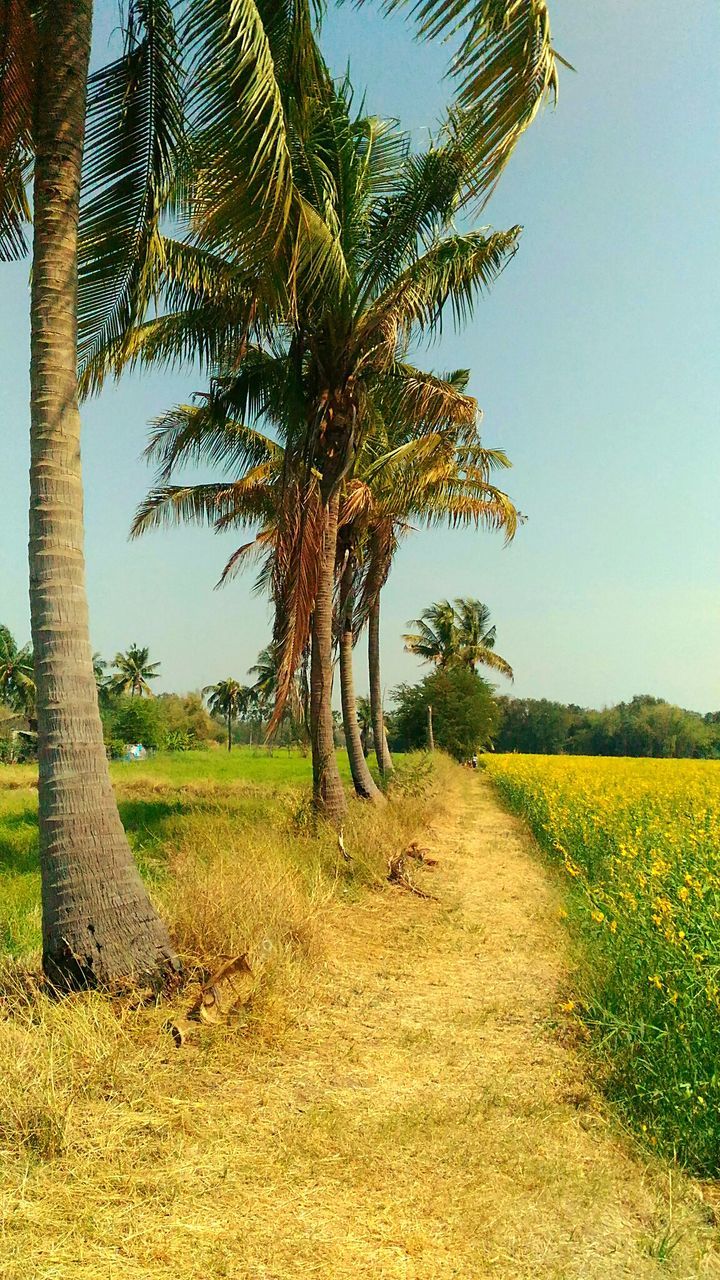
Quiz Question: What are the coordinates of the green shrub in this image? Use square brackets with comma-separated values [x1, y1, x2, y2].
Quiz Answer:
[392, 668, 498, 761]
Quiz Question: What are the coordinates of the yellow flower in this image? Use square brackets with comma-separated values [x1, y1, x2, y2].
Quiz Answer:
[648, 974, 663, 990]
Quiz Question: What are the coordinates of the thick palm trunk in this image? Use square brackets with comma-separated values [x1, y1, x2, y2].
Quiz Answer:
[338, 565, 383, 804]
[310, 495, 346, 824]
[30, 1, 179, 991]
[368, 594, 394, 776]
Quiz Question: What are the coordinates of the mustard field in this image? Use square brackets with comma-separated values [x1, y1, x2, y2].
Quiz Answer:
[484, 754, 720, 1174]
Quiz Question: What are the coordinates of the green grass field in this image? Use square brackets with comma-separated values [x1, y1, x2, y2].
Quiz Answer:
[0, 745, 410, 965]
[485, 753, 720, 1175]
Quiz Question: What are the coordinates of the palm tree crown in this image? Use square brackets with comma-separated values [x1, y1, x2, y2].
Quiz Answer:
[404, 597, 513, 679]
[0, 625, 35, 715]
[108, 644, 161, 697]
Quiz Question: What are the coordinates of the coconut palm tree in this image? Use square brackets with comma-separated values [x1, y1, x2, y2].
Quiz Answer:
[129, 366, 517, 798]
[203, 677, 249, 752]
[108, 645, 161, 698]
[0, 1, 191, 987]
[86, 78, 523, 824]
[0, 0, 337, 986]
[0, 625, 35, 719]
[404, 597, 513, 678]
[455, 597, 514, 678]
[355, 696, 373, 758]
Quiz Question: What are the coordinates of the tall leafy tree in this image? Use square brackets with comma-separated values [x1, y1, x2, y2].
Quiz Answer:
[86, 78, 523, 824]
[0, 624, 35, 718]
[404, 597, 513, 678]
[128, 372, 517, 799]
[108, 644, 161, 697]
[203, 677, 249, 751]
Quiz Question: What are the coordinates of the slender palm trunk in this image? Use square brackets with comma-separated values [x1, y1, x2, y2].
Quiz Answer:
[427, 704, 435, 751]
[30, 0, 178, 990]
[368, 594, 394, 776]
[310, 495, 346, 824]
[338, 563, 383, 804]
[227, 710, 232, 752]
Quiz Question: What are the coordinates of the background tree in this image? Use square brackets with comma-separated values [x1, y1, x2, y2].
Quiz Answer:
[0, 625, 35, 720]
[405, 597, 513, 678]
[203, 678, 248, 752]
[392, 667, 499, 760]
[108, 645, 161, 698]
[355, 696, 373, 758]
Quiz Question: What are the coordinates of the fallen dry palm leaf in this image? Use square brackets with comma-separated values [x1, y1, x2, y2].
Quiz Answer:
[167, 954, 256, 1047]
[387, 846, 439, 900]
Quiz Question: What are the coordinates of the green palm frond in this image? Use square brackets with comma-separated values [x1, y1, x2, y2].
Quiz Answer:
[144, 399, 281, 481]
[77, 0, 185, 371]
[383, 0, 562, 202]
[359, 142, 467, 299]
[183, 0, 298, 253]
[359, 226, 520, 349]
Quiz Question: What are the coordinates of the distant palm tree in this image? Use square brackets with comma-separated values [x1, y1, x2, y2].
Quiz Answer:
[0, 625, 35, 719]
[356, 696, 372, 759]
[404, 598, 513, 679]
[203, 678, 249, 752]
[108, 645, 161, 698]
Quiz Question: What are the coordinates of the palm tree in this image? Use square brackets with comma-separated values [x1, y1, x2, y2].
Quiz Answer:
[350, 405, 518, 775]
[404, 597, 513, 678]
[356, 696, 372, 758]
[0, 625, 35, 720]
[455, 597, 514, 678]
[336, 540, 384, 804]
[129, 373, 517, 798]
[87, 79, 524, 824]
[0, 1, 193, 987]
[108, 645, 161, 698]
[203, 678, 248, 752]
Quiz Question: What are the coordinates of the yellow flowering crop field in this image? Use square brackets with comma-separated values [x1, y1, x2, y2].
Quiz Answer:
[484, 753, 720, 1174]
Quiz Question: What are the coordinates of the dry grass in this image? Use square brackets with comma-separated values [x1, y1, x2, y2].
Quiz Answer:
[0, 760, 719, 1278]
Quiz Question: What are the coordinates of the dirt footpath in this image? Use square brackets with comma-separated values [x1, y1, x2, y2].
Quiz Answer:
[229, 771, 720, 1278]
[6, 772, 720, 1279]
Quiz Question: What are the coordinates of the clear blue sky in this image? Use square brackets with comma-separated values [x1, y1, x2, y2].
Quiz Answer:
[2, 0, 719, 711]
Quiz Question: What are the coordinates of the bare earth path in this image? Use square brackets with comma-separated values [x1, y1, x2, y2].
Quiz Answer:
[5, 772, 720, 1278]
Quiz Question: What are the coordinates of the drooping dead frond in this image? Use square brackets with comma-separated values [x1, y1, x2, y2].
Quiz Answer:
[0, 0, 35, 259]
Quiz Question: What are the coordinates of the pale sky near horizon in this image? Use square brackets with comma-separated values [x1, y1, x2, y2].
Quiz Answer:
[1, 0, 719, 712]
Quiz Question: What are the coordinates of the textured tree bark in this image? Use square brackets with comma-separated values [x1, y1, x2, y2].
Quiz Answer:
[368, 594, 394, 776]
[310, 494, 347, 825]
[338, 563, 383, 804]
[30, 0, 179, 991]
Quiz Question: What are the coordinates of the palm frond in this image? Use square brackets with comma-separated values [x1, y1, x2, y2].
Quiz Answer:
[78, 0, 186, 370]
[384, 0, 562, 201]
[0, 0, 35, 259]
[183, 0, 298, 254]
[131, 478, 273, 538]
[144, 399, 281, 481]
[359, 226, 520, 349]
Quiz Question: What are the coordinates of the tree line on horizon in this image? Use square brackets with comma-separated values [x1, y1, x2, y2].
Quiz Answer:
[0, 0, 562, 990]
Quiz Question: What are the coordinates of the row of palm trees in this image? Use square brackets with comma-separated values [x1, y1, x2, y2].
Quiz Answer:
[0, 1, 561, 988]
[1, 632, 165, 717]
